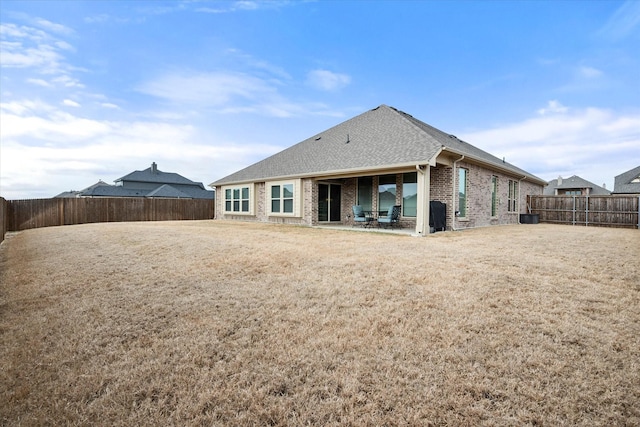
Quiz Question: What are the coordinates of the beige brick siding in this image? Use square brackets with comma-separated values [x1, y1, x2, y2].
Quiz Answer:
[215, 163, 543, 230]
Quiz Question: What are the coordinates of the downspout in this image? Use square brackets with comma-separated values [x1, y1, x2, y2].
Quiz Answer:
[451, 155, 465, 231]
[518, 176, 526, 224]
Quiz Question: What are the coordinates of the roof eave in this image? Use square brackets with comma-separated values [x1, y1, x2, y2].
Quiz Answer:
[440, 147, 547, 185]
[210, 156, 440, 187]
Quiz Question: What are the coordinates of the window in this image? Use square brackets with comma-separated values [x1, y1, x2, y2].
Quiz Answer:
[267, 180, 300, 216]
[378, 174, 397, 213]
[271, 183, 294, 214]
[225, 186, 250, 213]
[458, 168, 467, 217]
[491, 176, 498, 217]
[357, 177, 373, 211]
[508, 180, 519, 212]
[402, 172, 417, 217]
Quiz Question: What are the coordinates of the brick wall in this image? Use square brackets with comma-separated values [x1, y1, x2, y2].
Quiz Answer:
[215, 165, 544, 230]
[452, 161, 542, 229]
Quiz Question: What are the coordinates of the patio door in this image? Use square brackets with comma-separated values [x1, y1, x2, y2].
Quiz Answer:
[318, 183, 342, 222]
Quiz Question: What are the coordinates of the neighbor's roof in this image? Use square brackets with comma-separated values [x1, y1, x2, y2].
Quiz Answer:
[116, 166, 202, 187]
[212, 104, 545, 186]
[77, 183, 213, 199]
[613, 165, 640, 194]
[544, 175, 611, 195]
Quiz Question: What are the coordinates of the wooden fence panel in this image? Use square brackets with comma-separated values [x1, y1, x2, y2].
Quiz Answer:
[0, 197, 7, 244]
[6, 198, 215, 231]
[529, 195, 639, 229]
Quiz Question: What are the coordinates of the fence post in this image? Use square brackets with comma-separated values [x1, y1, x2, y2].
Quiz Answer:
[637, 196, 640, 230]
[572, 196, 576, 226]
[585, 195, 589, 227]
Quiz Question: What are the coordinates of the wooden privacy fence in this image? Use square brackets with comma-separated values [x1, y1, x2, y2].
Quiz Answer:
[0, 197, 7, 244]
[5, 197, 215, 232]
[528, 195, 640, 229]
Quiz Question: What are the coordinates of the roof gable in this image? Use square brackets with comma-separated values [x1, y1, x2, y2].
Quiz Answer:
[146, 184, 193, 198]
[212, 105, 545, 186]
[614, 165, 640, 194]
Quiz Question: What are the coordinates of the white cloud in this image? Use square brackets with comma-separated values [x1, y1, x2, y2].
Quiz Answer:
[0, 98, 282, 199]
[62, 99, 80, 107]
[1, 100, 110, 141]
[579, 66, 603, 79]
[537, 100, 568, 115]
[459, 102, 640, 190]
[0, 23, 69, 73]
[136, 69, 342, 119]
[137, 71, 276, 106]
[195, 1, 290, 14]
[26, 78, 51, 87]
[33, 18, 74, 35]
[306, 69, 351, 92]
[52, 75, 85, 88]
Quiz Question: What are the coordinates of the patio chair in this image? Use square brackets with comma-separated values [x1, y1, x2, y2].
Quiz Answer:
[352, 205, 373, 228]
[378, 205, 401, 228]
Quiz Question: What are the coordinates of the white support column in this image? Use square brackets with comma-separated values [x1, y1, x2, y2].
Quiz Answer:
[415, 165, 430, 236]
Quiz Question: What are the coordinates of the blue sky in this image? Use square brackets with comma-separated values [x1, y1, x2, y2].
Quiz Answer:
[1, 0, 639, 199]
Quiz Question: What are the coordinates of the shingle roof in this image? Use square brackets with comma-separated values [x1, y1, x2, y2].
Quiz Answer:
[212, 105, 545, 186]
[613, 165, 640, 194]
[54, 180, 112, 198]
[116, 164, 201, 186]
[146, 184, 193, 198]
[79, 184, 214, 199]
[83, 186, 149, 197]
[544, 175, 611, 195]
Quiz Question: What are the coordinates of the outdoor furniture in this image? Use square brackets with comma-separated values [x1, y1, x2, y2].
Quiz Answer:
[352, 205, 374, 228]
[378, 205, 401, 228]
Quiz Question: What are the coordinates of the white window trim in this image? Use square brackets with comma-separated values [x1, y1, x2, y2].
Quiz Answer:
[508, 179, 519, 213]
[222, 184, 255, 215]
[266, 179, 302, 217]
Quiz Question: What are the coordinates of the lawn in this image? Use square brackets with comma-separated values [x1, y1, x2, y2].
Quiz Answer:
[1, 221, 638, 426]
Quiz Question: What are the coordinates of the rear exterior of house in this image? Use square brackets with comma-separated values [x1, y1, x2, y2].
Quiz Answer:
[212, 105, 546, 235]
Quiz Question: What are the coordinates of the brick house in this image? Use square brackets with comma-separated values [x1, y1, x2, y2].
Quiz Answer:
[211, 105, 546, 235]
[55, 162, 214, 199]
[543, 175, 610, 196]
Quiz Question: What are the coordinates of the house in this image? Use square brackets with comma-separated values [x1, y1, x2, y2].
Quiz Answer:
[613, 165, 640, 194]
[55, 162, 214, 199]
[543, 175, 610, 196]
[211, 105, 546, 235]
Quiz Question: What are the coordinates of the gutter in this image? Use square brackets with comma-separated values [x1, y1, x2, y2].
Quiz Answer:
[451, 155, 465, 231]
[440, 147, 547, 186]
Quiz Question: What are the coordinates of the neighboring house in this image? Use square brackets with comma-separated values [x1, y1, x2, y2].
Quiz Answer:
[543, 175, 610, 196]
[613, 165, 640, 194]
[55, 162, 214, 199]
[211, 105, 546, 235]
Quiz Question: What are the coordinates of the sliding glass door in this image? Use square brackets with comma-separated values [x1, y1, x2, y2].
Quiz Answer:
[318, 183, 342, 222]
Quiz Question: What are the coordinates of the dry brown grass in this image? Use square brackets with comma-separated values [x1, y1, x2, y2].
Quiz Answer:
[0, 221, 638, 426]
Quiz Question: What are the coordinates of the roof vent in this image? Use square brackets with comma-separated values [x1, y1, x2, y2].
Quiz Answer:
[346, 133, 350, 144]
[315, 136, 322, 141]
